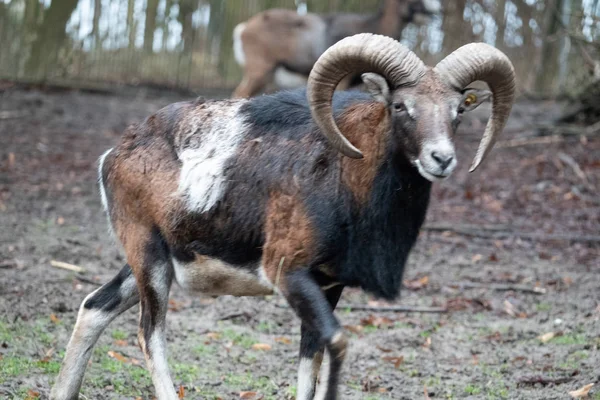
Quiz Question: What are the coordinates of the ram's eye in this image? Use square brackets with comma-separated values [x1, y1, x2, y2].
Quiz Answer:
[394, 102, 407, 112]
[464, 93, 477, 106]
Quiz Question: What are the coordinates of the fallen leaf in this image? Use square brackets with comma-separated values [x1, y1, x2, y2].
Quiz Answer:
[7, 153, 15, 169]
[50, 313, 60, 324]
[169, 299, 184, 312]
[472, 254, 483, 263]
[344, 325, 364, 334]
[423, 337, 432, 348]
[361, 314, 394, 328]
[178, 385, 185, 399]
[205, 332, 221, 340]
[404, 275, 429, 290]
[489, 253, 499, 262]
[274, 337, 291, 344]
[251, 343, 271, 351]
[25, 389, 40, 400]
[57, 217, 65, 225]
[114, 339, 128, 347]
[382, 356, 404, 368]
[239, 391, 258, 399]
[376, 345, 392, 353]
[107, 350, 129, 363]
[424, 385, 431, 400]
[538, 332, 555, 343]
[40, 347, 55, 363]
[569, 383, 594, 398]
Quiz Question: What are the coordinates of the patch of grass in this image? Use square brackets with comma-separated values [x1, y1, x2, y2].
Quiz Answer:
[111, 329, 128, 340]
[363, 325, 378, 334]
[464, 384, 481, 395]
[0, 356, 34, 381]
[172, 362, 200, 385]
[193, 343, 216, 356]
[551, 333, 588, 345]
[37, 360, 62, 374]
[535, 302, 552, 312]
[221, 328, 257, 349]
[256, 321, 276, 333]
[394, 321, 413, 329]
[223, 372, 278, 398]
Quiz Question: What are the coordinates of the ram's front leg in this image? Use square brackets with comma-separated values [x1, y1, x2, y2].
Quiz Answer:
[297, 285, 344, 400]
[282, 270, 347, 400]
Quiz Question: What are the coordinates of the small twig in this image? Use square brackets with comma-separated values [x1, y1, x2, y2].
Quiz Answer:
[336, 304, 447, 313]
[74, 276, 102, 286]
[558, 151, 594, 190]
[0, 110, 27, 119]
[423, 224, 600, 243]
[0, 260, 17, 269]
[217, 311, 252, 321]
[272, 302, 447, 313]
[496, 135, 564, 148]
[517, 375, 573, 386]
[448, 281, 546, 295]
[50, 260, 86, 273]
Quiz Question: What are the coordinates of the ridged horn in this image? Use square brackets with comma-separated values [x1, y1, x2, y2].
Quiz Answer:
[307, 33, 426, 158]
[434, 43, 516, 172]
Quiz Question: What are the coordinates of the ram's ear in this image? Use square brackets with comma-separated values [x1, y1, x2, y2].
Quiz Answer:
[460, 88, 492, 112]
[361, 73, 391, 104]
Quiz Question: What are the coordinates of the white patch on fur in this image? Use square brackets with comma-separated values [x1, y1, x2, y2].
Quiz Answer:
[98, 148, 113, 213]
[177, 105, 247, 213]
[274, 67, 308, 89]
[233, 23, 247, 66]
[297, 357, 317, 400]
[173, 257, 274, 296]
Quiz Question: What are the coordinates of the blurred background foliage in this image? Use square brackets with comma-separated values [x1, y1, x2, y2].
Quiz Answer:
[0, 0, 598, 95]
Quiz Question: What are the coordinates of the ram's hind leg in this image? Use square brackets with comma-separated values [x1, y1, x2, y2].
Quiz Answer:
[132, 227, 178, 400]
[51, 264, 139, 400]
[297, 285, 344, 400]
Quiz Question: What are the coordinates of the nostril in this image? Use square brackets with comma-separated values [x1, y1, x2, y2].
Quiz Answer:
[431, 151, 453, 170]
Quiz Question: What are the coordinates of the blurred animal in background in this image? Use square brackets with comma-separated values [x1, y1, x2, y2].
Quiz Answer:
[232, 0, 441, 98]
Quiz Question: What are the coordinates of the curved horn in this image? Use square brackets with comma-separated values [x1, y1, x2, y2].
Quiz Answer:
[307, 33, 426, 159]
[434, 43, 516, 172]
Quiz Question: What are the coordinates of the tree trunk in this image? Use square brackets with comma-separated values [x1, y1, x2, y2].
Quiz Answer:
[534, 0, 563, 93]
[144, 0, 159, 53]
[25, 0, 79, 79]
[177, 0, 195, 54]
[127, 0, 136, 49]
[92, 0, 102, 47]
[495, 0, 507, 48]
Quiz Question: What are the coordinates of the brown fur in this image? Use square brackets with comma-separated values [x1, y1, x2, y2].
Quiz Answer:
[338, 102, 390, 204]
[262, 192, 314, 287]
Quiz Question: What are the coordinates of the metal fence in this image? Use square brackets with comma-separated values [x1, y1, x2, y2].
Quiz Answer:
[0, 0, 598, 95]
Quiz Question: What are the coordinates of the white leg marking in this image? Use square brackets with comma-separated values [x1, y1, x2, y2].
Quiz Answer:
[145, 331, 178, 400]
[297, 357, 320, 400]
[177, 104, 247, 213]
[313, 351, 331, 400]
[233, 23, 247, 66]
[50, 277, 138, 400]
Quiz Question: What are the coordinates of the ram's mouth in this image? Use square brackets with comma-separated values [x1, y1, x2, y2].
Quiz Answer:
[413, 159, 452, 182]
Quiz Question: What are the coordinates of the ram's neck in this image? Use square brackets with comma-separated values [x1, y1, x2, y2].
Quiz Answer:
[338, 146, 433, 300]
[337, 101, 390, 205]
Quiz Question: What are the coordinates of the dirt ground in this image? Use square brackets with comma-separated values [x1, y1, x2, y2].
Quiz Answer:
[0, 82, 598, 400]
